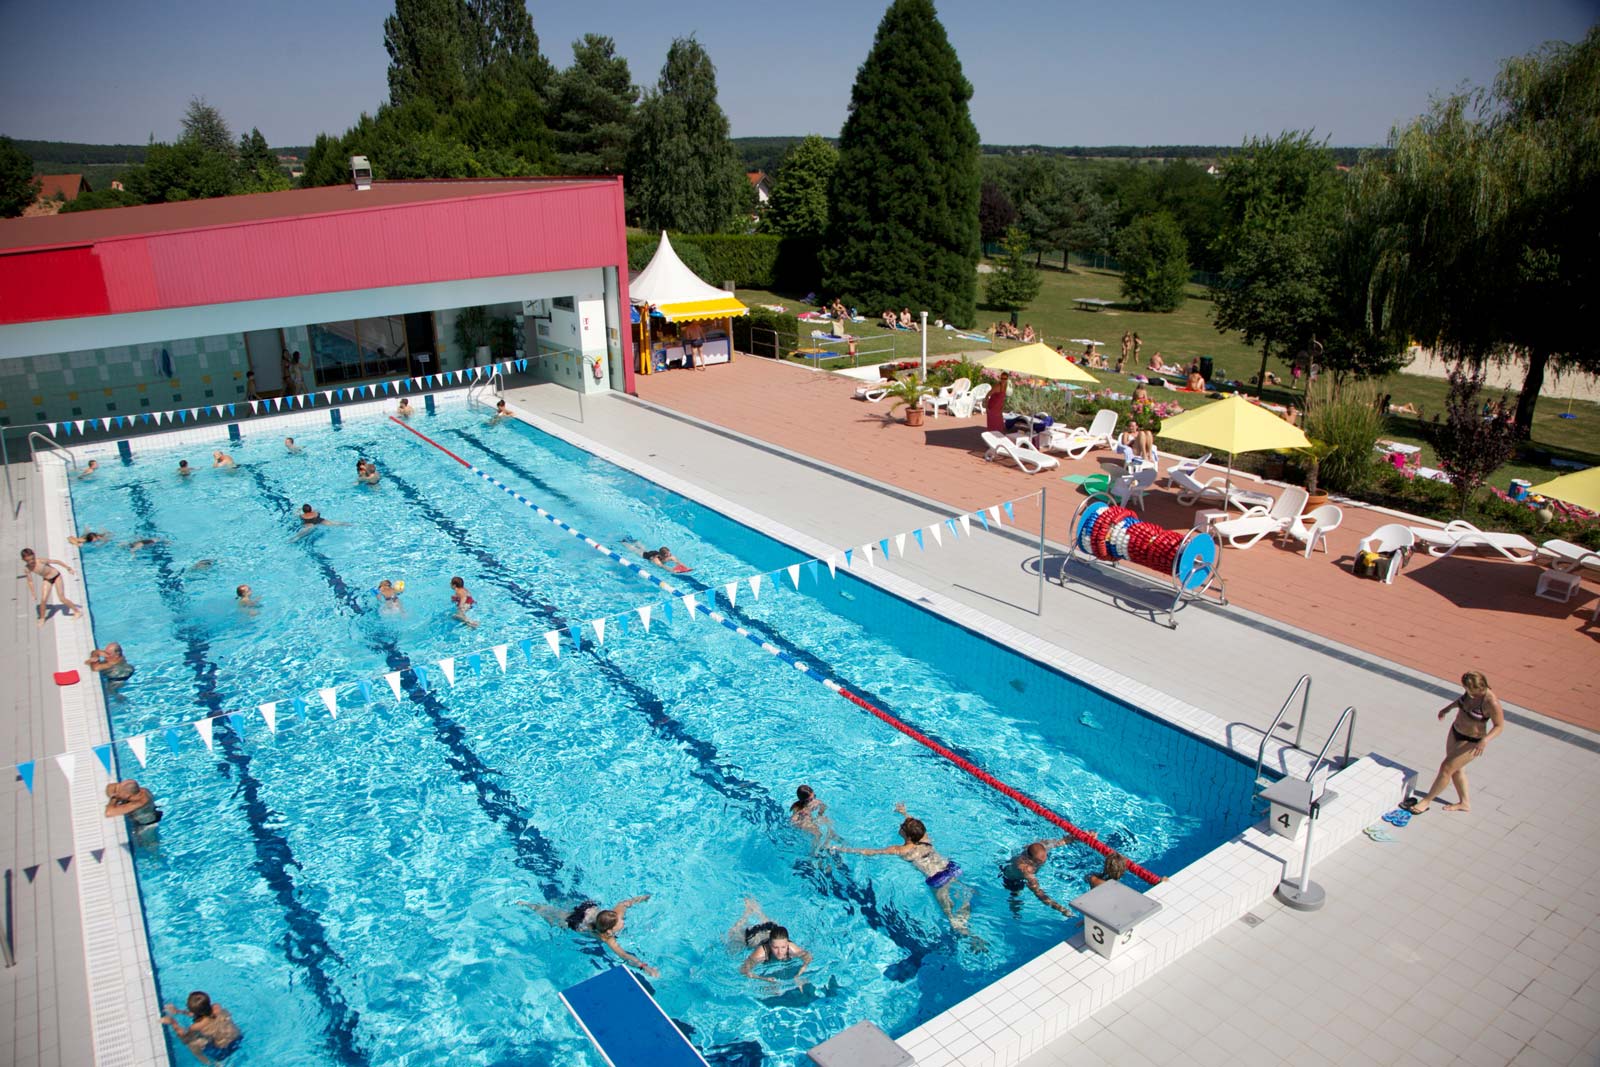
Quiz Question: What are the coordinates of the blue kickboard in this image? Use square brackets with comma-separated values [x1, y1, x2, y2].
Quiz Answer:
[560, 967, 708, 1067]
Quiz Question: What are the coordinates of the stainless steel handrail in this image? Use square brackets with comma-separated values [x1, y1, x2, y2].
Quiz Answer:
[1304, 706, 1357, 791]
[2, 868, 14, 967]
[1254, 674, 1311, 784]
[466, 369, 504, 405]
[27, 431, 77, 471]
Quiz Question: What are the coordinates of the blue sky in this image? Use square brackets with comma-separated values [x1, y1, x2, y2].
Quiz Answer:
[0, 0, 1592, 148]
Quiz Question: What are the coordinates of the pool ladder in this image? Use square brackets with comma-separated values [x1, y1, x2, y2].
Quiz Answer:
[1251, 674, 1357, 808]
[466, 367, 505, 406]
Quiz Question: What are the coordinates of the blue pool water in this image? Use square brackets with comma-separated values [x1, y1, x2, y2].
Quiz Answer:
[66, 403, 1259, 1066]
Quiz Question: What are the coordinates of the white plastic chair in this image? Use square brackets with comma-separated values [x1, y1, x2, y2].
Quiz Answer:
[1211, 486, 1310, 550]
[981, 431, 1060, 474]
[1285, 504, 1343, 557]
[923, 377, 971, 419]
[1111, 467, 1158, 509]
[1041, 409, 1117, 458]
[950, 381, 991, 418]
[1358, 523, 1416, 584]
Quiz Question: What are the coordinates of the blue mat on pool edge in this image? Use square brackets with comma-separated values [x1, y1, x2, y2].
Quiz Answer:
[560, 967, 709, 1067]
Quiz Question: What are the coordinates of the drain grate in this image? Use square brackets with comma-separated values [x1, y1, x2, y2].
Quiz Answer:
[1238, 912, 1265, 928]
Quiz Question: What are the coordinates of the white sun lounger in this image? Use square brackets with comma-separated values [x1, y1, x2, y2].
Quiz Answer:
[1169, 467, 1273, 511]
[1537, 539, 1600, 575]
[1210, 486, 1310, 550]
[1407, 521, 1538, 562]
[982, 431, 1059, 474]
[1039, 409, 1117, 459]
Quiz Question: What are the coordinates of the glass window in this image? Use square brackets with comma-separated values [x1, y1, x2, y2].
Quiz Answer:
[307, 317, 412, 385]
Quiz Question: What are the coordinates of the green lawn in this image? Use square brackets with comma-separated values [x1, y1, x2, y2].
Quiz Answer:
[738, 263, 1600, 488]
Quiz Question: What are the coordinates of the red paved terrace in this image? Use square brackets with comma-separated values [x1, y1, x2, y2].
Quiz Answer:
[634, 357, 1599, 729]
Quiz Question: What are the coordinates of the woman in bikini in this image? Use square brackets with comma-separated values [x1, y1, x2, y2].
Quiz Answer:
[1403, 671, 1504, 814]
[516, 895, 658, 977]
[728, 898, 813, 990]
[834, 802, 979, 940]
[21, 548, 80, 624]
[450, 576, 479, 628]
[789, 784, 836, 849]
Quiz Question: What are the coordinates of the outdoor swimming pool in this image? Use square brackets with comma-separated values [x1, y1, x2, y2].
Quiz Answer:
[67, 399, 1261, 1066]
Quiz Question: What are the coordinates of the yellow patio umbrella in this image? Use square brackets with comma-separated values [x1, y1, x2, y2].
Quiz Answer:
[1526, 467, 1600, 513]
[1156, 393, 1309, 505]
[978, 343, 1100, 384]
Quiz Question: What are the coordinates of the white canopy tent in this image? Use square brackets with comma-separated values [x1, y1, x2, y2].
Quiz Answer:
[629, 231, 748, 323]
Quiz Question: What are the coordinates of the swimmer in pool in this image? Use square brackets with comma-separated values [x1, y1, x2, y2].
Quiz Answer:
[729, 898, 812, 990]
[1087, 852, 1131, 888]
[516, 895, 658, 977]
[790, 785, 836, 849]
[21, 548, 80, 623]
[376, 579, 404, 612]
[212, 451, 236, 470]
[76, 459, 99, 480]
[489, 399, 511, 425]
[127, 538, 165, 552]
[178, 460, 194, 478]
[104, 779, 162, 836]
[356, 459, 380, 485]
[68, 529, 113, 547]
[235, 584, 260, 610]
[834, 802, 982, 942]
[999, 837, 1076, 918]
[292, 504, 347, 540]
[284, 436, 304, 454]
[396, 398, 414, 419]
[162, 991, 242, 1065]
[450, 576, 479, 628]
[190, 559, 216, 571]
[86, 642, 134, 685]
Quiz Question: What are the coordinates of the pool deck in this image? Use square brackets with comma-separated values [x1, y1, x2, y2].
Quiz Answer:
[503, 366, 1600, 1067]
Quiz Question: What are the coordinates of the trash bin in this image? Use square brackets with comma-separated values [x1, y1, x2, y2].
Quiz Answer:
[1199, 356, 1215, 382]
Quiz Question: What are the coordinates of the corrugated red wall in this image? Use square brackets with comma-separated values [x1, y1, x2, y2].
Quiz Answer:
[0, 181, 627, 327]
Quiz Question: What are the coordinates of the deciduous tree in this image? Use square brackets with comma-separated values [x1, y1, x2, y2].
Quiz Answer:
[823, 0, 980, 325]
[1429, 365, 1519, 516]
[765, 134, 837, 238]
[978, 181, 1016, 245]
[626, 37, 746, 233]
[985, 225, 1041, 311]
[0, 136, 38, 217]
[1116, 213, 1189, 312]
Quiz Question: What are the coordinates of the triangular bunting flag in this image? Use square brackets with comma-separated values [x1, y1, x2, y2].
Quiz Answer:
[748, 574, 762, 601]
[682, 593, 699, 619]
[17, 761, 34, 793]
[227, 712, 246, 733]
[492, 644, 508, 672]
[164, 729, 183, 755]
[825, 554, 838, 578]
[57, 856, 72, 873]
[413, 665, 430, 690]
[895, 533, 907, 557]
[127, 735, 148, 767]
[989, 505, 1003, 526]
[54, 752, 76, 784]
[959, 514, 972, 536]
[946, 517, 960, 538]
[320, 687, 340, 715]
[567, 626, 583, 649]
[913, 528, 925, 551]
[227, 403, 236, 416]
[466, 653, 481, 676]
[805, 560, 819, 585]
[879, 538, 890, 560]
[724, 581, 738, 609]
[1003, 501, 1015, 522]
[412, 377, 423, 387]
[23, 865, 38, 882]
[249, 400, 260, 414]
[862, 544, 876, 568]
[662, 598, 673, 623]
[93, 744, 114, 775]
[544, 630, 561, 657]
[323, 391, 333, 402]
[637, 604, 653, 632]
[259, 701, 279, 733]
[75, 419, 86, 434]
[975, 510, 990, 531]
[929, 523, 943, 547]
[844, 548, 854, 568]
[592, 618, 606, 645]
[194, 717, 215, 752]
[787, 564, 802, 589]
[438, 658, 457, 686]
[91, 848, 104, 863]
[384, 671, 403, 700]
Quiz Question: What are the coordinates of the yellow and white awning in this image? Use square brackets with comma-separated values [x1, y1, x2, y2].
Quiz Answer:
[655, 296, 748, 323]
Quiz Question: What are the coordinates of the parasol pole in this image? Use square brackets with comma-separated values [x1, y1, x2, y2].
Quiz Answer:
[920, 311, 928, 380]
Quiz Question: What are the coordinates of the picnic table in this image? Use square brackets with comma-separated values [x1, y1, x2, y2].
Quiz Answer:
[1074, 298, 1115, 312]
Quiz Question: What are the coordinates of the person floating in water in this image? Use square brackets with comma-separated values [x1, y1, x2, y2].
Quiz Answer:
[284, 436, 304, 454]
[489, 399, 511, 425]
[162, 990, 242, 1065]
[86, 642, 134, 685]
[293, 504, 346, 540]
[396, 398, 414, 419]
[68, 529, 112, 547]
[449, 576, 479, 628]
[517, 895, 658, 977]
[833, 802, 981, 942]
[212, 450, 236, 470]
[76, 459, 100, 480]
[729, 898, 812, 991]
[356, 459, 380, 485]
[235, 584, 260, 611]
[1088, 851, 1131, 888]
[1000, 837, 1076, 918]
[127, 538, 165, 552]
[21, 548, 79, 624]
[376, 579, 404, 612]
[790, 785, 836, 849]
[104, 779, 162, 837]
[178, 460, 194, 478]
[623, 539, 689, 572]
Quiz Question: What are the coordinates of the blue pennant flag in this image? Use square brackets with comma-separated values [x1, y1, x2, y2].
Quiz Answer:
[227, 404, 236, 416]
[225, 713, 245, 734]
[164, 728, 183, 754]
[426, 374, 436, 387]
[467, 654, 481, 676]
[292, 696, 307, 720]
[519, 637, 535, 661]
[358, 680, 373, 703]
[567, 625, 583, 648]
[141, 414, 152, 424]
[946, 518, 960, 538]
[805, 559, 819, 584]
[614, 614, 628, 638]
[177, 410, 187, 423]
[976, 510, 990, 531]
[662, 598, 673, 623]
[1003, 501, 1015, 522]
[17, 760, 35, 793]
[412, 665, 429, 690]
[844, 548, 854, 567]
[382, 381, 392, 394]
[93, 744, 114, 775]
[879, 538, 890, 559]
[913, 528, 925, 551]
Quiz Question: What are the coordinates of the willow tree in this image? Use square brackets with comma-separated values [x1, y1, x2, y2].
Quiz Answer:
[823, 0, 980, 326]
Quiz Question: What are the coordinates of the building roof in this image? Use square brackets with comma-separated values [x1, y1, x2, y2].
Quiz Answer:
[0, 177, 600, 253]
[33, 174, 90, 202]
[746, 171, 768, 186]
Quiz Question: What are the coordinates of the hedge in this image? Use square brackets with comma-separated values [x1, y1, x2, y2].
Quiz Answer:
[626, 233, 820, 292]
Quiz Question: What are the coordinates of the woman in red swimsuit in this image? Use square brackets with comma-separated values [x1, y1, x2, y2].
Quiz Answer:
[450, 576, 479, 629]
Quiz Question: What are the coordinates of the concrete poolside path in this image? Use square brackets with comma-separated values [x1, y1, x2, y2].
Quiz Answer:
[630, 357, 1598, 730]
[503, 374, 1600, 1067]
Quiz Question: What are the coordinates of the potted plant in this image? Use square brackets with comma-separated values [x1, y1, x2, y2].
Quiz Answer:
[885, 376, 933, 427]
[1297, 439, 1338, 508]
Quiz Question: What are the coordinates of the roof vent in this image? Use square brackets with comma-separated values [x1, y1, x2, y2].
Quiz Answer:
[350, 156, 372, 192]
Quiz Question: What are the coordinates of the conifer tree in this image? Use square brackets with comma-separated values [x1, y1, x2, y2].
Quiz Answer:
[550, 35, 637, 174]
[824, 0, 980, 326]
[626, 37, 745, 232]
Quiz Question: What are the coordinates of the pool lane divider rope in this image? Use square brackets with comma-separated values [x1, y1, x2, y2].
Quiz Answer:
[389, 417, 1164, 885]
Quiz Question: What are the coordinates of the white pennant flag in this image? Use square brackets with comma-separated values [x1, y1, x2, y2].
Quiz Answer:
[127, 734, 148, 767]
[259, 701, 279, 733]
[724, 581, 738, 609]
[895, 533, 908, 557]
[989, 505, 1003, 526]
[75, 419, 86, 434]
[637, 604, 653, 632]
[438, 658, 457, 686]
[544, 630, 562, 657]
[862, 544, 876, 568]
[748, 574, 763, 601]
[411, 377, 423, 387]
[194, 717, 215, 752]
[787, 564, 802, 589]
[929, 523, 943, 547]
[591, 618, 606, 645]
[323, 390, 333, 402]
[54, 752, 77, 784]
[249, 400, 260, 413]
[492, 644, 508, 672]
[383, 672, 402, 700]
[682, 593, 699, 619]
[825, 554, 838, 578]
[188, 408, 199, 421]
[319, 687, 340, 716]
[960, 514, 972, 536]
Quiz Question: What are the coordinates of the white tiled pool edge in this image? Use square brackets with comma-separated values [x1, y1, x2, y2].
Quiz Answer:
[36, 455, 166, 1067]
[502, 400, 1410, 1066]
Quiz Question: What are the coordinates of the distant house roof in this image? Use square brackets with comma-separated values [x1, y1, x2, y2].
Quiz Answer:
[746, 171, 771, 203]
[35, 174, 91, 202]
